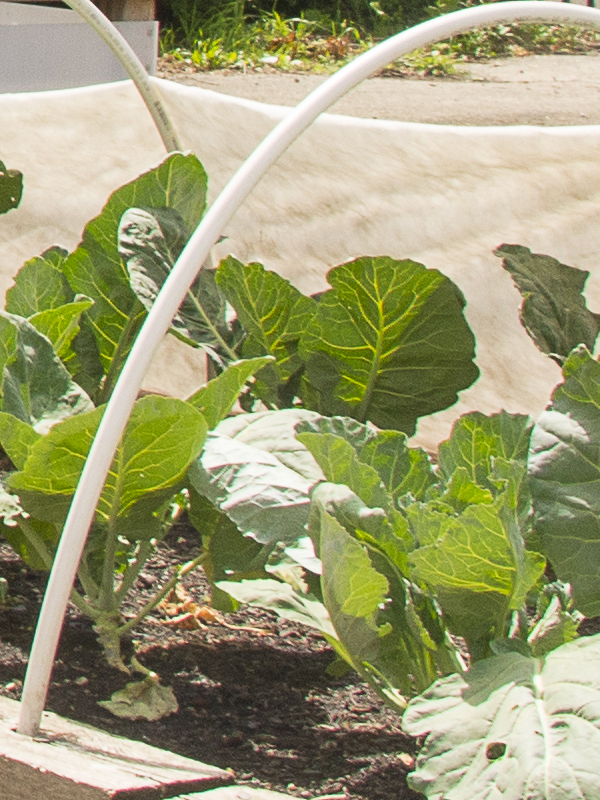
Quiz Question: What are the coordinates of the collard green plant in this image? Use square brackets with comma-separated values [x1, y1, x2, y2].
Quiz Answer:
[125, 245, 479, 435]
[1, 395, 208, 666]
[5, 153, 208, 403]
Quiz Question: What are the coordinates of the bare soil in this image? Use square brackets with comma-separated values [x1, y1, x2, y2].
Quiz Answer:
[0, 522, 420, 800]
[157, 52, 600, 126]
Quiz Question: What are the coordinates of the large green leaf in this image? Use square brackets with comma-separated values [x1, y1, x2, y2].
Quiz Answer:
[529, 346, 600, 616]
[120, 207, 230, 362]
[438, 411, 532, 492]
[211, 408, 325, 482]
[216, 257, 317, 404]
[409, 496, 545, 659]
[62, 154, 207, 393]
[496, 243, 600, 362]
[0, 312, 92, 432]
[5, 247, 72, 316]
[186, 357, 273, 430]
[298, 256, 478, 435]
[403, 634, 600, 800]
[297, 431, 391, 512]
[9, 395, 207, 537]
[188, 426, 318, 548]
[0, 161, 23, 215]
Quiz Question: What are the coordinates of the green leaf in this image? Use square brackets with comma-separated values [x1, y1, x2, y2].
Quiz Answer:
[310, 481, 409, 570]
[189, 490, 266, 611]
[436, 467, 494, 513]
[360, 430, 437, 504]
[5, 247, 72, 316]
[98, 675, 178, 720]
[314, 498, 433, 702]
[120, 207, 230, 361]
[297, 431, 391, 511]
[403, 634, 600, 800]
[409, 499, 545, 658]
[211, 408, 325, 482]
[496, 243, 600, 362]
[527, 595, 580, 658]
[0, 412, 40, 469]
[529, 346, 600, 616]
[296, 415, 436, 504]
[0, 511, 57, 572]
[29, 298, 93, 363]
[217, 578, 337, 639]
[62, 153, 207, 393]
[298, 256, 478, 435]
[438, 411, 533, 493]
[9, 395, 207, 533]
[0, 161, 23, 215]
[186, 356, 274, 430]
[188, 431, 315, 547]
[0, 312, 93, 432]
[216, 257, 318, 404]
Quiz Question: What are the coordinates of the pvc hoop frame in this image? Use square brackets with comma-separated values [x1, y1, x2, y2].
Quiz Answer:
[17, 1, 600, 736]
[64, 0, 181, 152]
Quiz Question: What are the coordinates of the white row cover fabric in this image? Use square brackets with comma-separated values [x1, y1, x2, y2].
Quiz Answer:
[2, 77, 597, 449]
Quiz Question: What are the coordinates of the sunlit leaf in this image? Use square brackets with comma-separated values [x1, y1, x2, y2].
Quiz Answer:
[186, 356, 273, 430]
[5, 247, 72, 316]
[298, 256, 478, 434]
[404, 634, 600, 800]
[216, 257, 317, 404]
[120, 207, 229, 361]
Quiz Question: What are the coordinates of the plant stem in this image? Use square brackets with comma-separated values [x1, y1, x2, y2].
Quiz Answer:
[99, 456, 125, 614]
[76, 557, 100, 602]
[116, 551, 207, 637]
[70, 586, 102, 619]
[115, 539, 155, 603]
[17, 518, 100, 620]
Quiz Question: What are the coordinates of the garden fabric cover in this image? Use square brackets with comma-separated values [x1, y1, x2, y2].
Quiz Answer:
[2, 78, 598, 450]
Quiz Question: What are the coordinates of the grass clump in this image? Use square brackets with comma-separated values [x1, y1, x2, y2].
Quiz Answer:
[157, 0, 600, 77]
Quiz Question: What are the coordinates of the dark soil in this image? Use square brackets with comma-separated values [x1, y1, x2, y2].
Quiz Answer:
[0, 521, 421, 800]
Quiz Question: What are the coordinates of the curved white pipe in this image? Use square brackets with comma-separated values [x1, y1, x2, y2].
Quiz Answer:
[17, 1, 600, 736]
[64, 0, 181, 152]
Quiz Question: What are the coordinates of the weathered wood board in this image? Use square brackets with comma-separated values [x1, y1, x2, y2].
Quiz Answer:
[0, 696, 231, 800]
[180, 788, 297, 799]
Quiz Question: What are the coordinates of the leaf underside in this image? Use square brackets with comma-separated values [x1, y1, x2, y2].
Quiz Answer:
[404, 634, 600, 800]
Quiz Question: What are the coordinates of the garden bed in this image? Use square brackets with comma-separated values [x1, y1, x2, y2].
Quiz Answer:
[0, 520, 420, 800]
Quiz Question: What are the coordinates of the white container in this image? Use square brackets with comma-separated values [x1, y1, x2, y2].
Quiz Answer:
[0, 1, 156, 91]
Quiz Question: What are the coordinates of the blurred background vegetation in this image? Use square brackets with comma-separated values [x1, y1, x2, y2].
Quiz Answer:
[155, 0, 600, 75]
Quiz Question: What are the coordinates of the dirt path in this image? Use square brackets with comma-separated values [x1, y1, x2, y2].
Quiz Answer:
[158, 52, 600, 126]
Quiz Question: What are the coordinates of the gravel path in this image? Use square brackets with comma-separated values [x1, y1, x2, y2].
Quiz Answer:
[158, 52, 600, 126]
